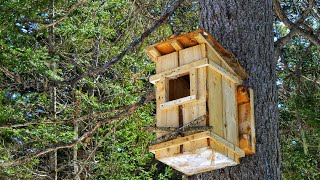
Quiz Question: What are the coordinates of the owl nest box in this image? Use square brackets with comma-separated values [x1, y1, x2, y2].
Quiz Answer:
[145, 30, 256, 175]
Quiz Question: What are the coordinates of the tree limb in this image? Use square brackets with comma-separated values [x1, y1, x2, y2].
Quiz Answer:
[66, 0, 184, 84]
[0, 91, 155, 167]
[151, 115, 208, 145]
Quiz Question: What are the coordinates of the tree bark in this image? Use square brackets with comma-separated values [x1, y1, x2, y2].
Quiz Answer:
[193, 0, 280, 179]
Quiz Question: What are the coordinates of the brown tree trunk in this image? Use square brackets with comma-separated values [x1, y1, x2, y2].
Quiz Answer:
[192, 0, 280, 179]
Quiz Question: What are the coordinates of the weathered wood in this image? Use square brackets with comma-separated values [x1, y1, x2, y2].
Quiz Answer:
[151, 115, 207, 145]
[237, 86, 256, 155]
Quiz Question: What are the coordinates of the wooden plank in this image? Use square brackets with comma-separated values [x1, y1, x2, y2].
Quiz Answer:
[156, 52, 178, 73]
[149, 131, 210, 152]
[160, 95, 197, 110]
[149, 58, 208, 84]
[208, 59, 242, 84]
[179, 44, 206, 66]
[207, 68, 226, 154]
[222, 78, 238, 160]
[156, 78, 167, 138]
[249, 88, 256, 154]
[148, 47, 161, 59]
[237, 86, 256, 155]
[189, 68, 197, 97]
[170, 40, 183, 51]
[210, 132, 245, 157]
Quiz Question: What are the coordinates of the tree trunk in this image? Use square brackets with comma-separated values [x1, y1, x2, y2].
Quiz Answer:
[192, 0, 280, 179]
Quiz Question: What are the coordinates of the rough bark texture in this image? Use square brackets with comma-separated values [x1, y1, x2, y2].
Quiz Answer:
[192, 0, 280, 179]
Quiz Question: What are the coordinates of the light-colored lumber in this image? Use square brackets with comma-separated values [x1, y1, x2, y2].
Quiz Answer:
[222, 78, 238, 160]
[160, 95, 197, 110]
[156, 78, 166, 138]
[170, 40, 183, 51]
[210, 132, 245, 157]
[150, 131, 210, 152]
[149, 58, 208, 84]
[156, 52, 178, 73]
[208, 60, 241, 84]
[179, 44, 206, 66]
[148, 47, 161, 58]
[193, 33, 248, 79]
[207, 68, 225, 154]
[150, 58, 241, 84]
[189, 68, 197, 97]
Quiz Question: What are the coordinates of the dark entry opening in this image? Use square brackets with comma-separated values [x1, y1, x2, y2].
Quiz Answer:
[168, 74, 190, 101]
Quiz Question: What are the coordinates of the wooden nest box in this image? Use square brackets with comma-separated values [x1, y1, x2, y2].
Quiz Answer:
[145, 30, 256, 175]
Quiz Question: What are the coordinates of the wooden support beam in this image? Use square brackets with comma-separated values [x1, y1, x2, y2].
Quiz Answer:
[170, 40, 183, 51]
[147, 47, 161, 59]
[149, 58, 208, 84]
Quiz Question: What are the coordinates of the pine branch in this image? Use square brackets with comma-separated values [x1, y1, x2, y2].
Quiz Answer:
[66, 0, 184, 84]
[0, 91, 155, 167]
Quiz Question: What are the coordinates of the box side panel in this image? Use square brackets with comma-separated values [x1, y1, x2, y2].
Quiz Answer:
[207, 68, 228, 156]
[222, 78, 239, 162]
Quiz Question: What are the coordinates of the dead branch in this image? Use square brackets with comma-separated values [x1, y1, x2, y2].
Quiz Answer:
[0, 91, 155, 167]
[151, 115, 208, 145]
[0, 66, 21, 84]
[66, 0, 184, 84]
[143, 126, 212, 133]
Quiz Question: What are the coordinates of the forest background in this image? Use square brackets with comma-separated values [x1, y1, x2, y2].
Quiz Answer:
[0, 0, 319, 179]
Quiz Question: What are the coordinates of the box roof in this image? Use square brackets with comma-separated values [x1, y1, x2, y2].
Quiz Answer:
[145, 29, 248, 79]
